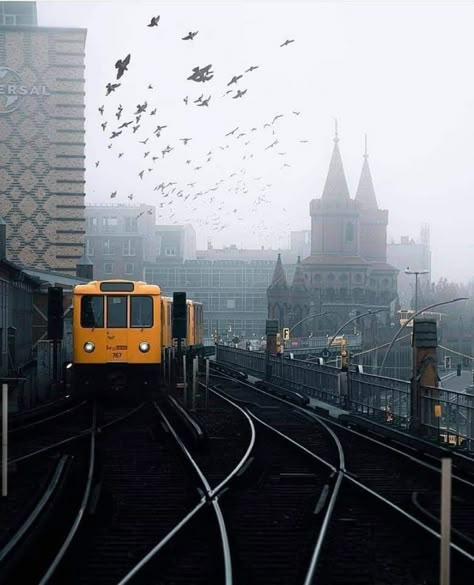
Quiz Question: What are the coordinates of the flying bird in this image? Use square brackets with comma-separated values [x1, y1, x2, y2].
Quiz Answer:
[187, 64, 214, 83]
[299, 139, 309, 143]
[101, 122, 107, 131]
[118, 120, 132, 129]
[148, 84, 153, 89]
[139, 138, 149, 145]
[128, 193, 134, 200]
[280, 39, 295, 47]
[272, 114, 283, 124]
[95, 161, 100, 167]
[245, 65, 259, 72]
[183, 96, 189, 105]
[150, 108, 157, 115]
[147, 15, 160, 27]
[118, 153, 124, 158]
[182, 31, 198, 40]
[105, 82, 120, 95]
[225, 127, 239, 137]
[110, 131, 122, 139]
[138, 170, 144, 179]
[233, 89, 247, 99]
[98, 105, 104, 115]
[227, 74, 242, 86]
[180, 138, 192, 145]
[115, 54, 131, 79]
[135, 101, 148, 114]
[110, 191, 117, 198]
[292, 111, 301, 116]
[132, 125, 140, 133]
[265, 139, 279, 150]
[197, 95, 211, 106]
[144, 151, 150, 158]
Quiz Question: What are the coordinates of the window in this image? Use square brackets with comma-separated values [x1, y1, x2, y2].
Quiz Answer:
[87, 217, 98, 233]
[86, 239, 94, 257]
[165, 247, 176, 256]
[125, 216, 138, 233]
[102, 217, 118, 232]
[104, 262, 113, 274]
[345, 223, 354, 242]
[123, 239, 136, 256]
[103, 240, 114, 255]
[81, 296, 104, 328]
[107, 296, 127, 328]
[227, 299, 236, 309]
[125, 263, 134, 275]
[131, 296, 153, 327]
[4, 15, 16, 25]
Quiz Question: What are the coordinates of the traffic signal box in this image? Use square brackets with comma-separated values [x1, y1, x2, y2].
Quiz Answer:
[282, 328, 290, 341]
[173, 292, 187, 339]
[47, 287, 63, 340]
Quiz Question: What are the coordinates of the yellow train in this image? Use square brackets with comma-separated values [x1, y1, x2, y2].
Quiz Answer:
[71, 280, 203, 395]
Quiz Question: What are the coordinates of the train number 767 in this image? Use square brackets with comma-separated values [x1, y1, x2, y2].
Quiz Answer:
[112, 352, 122, 359]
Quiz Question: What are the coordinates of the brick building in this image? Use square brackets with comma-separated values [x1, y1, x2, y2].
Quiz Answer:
[0, 3, 87, 274]
[268, 131, 398, 336]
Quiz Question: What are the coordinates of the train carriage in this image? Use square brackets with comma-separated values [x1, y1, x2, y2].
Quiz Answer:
[72, 280, 162, 395]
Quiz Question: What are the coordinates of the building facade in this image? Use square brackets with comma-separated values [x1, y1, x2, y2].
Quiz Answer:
[145, 259, 279, 340]
[268, 132, 398, 336]
[84, 204, 156, 280]
[387, 225, 431, 309]
[0, 12, 86, 274]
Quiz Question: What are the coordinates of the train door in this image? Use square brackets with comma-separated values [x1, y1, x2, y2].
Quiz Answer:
[105, 295, 129, 362]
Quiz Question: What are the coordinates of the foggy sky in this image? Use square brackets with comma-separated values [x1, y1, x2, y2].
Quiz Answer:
[36, 1, 474, 283]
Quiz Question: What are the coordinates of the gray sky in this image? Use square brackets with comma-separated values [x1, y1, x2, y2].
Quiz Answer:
[37, 0, 474, 282]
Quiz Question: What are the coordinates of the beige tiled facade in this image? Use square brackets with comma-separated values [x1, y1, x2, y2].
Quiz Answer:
[0, 24, 86, 273]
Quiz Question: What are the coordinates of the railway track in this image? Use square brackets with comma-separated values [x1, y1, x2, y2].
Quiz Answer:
[198, 370, 474, 583]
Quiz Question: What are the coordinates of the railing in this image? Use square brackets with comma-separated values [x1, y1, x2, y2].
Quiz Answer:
[216, 346, 342, 406]
[348, 369, 411, 428]
[421, 386, 474, 449]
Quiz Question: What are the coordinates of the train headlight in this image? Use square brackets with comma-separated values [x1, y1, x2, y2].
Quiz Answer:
[139, 341, 150, 353]
[84, 341, 95, 353]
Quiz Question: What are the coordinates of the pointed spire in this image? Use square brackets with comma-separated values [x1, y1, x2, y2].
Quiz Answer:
[321, 122, 350, 201]
[269, 253, 288, 289]
[291, 256, 306, 290]
[355, 134, 378, 209]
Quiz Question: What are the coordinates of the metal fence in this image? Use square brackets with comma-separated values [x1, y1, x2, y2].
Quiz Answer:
[216, 345, 342, 406]
[421, 386, 474, 450]
[348, 369, 411, 428]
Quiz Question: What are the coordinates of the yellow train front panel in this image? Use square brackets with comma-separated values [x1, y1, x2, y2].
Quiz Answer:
[73, 280, 162, 366]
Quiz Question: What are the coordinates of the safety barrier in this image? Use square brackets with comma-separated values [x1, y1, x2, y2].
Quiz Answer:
[421, 386, 474, 449]
[348, 369, 410, 428]
[216, 345, 342, 406]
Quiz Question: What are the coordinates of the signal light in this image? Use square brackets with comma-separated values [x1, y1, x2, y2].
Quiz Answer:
[282, 328, 290, 341]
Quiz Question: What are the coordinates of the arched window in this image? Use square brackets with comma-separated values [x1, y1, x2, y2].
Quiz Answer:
[345, 223, 354, 242]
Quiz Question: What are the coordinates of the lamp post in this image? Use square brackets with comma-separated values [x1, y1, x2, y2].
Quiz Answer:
[379, 297, 469, 376]
[405, 268, 429, 313]
[327, 308, 389, 348]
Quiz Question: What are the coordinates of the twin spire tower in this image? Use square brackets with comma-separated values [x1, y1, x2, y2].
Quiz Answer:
[268, 127, 398, 336]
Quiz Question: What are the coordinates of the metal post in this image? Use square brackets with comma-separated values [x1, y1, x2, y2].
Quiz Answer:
[415, 273, 418, 314]
[440, 458, 452, 585]
[2, 383, 7, 497]
[183, 354, 187, 406]
[192, 356, 198, 410]
[52, 340, 59, 384]
[205, 358, 209, 411]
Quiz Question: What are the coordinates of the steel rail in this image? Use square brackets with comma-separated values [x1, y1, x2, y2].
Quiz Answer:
[10, 401, 88, 434]
[0, 455, 69, 563]
[209, 368, 474, 561]
[38, 404, 97, 585]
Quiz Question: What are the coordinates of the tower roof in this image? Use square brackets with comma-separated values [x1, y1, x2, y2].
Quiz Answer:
[269, 253, 288, 289]
[291, 256, 306, 290]
[322, 122, 350, 201]
[355, 135, 378, 209]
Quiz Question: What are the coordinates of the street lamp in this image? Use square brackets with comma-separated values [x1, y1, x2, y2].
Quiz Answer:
[379, 297, 469, 376]
[405, 268, 429, 313]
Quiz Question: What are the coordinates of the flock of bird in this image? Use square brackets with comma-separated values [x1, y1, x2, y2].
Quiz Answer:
[93, 13, 307, 238]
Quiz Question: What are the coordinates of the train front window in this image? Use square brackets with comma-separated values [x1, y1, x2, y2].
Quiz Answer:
[81, 296, 104, 328]
[131, 296, 153, 328]
[107, 296, 127, 328]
